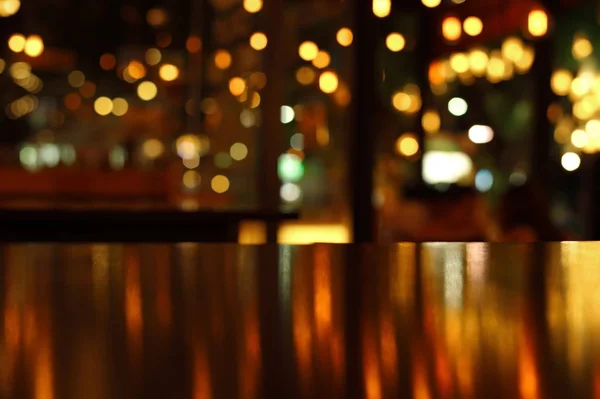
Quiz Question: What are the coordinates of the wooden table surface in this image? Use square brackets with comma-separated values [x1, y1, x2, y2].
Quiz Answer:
[0, 242, 597, 398]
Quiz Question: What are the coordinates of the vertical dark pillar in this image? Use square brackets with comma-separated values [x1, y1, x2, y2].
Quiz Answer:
[350, 0, 378, 242]
[260, 0, 285, 243]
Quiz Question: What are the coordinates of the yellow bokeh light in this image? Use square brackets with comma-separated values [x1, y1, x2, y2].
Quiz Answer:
[528, 9, 548, 37]
[463, 17, 483, 36]
[319, 71, 339, 94]
[571, 129, 588, 149]
[422, 110, 441, 134]
[250, 92, 261, 108]
[312, 51, 331, 69]
[450, 53, 469, 74]
[501, 37, 524, 63]
[183, 154, 200, 169]
[337, 28, 353, 47]
[230, 142, 248, 161]
[126, 60, 146, 80]
[421, 0, 441, 8]
[486, 56, 505, 83]
[8, 33, 25, 53]
[80, 81, 96, 98]
[573, 35, 592, 60]
[428, 61, 445, 85]
[94, 97, 113, 116]
[137, 81, 158, 101]
[145, 48, 162, 66]
[468, 49, 489, 77]
[296, 66, 316, 85]
[24, 35, 44, 57]
[183, 170, 201, 189]
[159, 64, 179, 81]
[551, 69, 573, 96]
[143, 139, 164, 159]
[386, 33, 406, 52]
[373, 0, 391, 18]
[186, 36, 202, 53]
[112, 98, 129, 116]
[0, 0, 20, 17]
[68, 71, 85, 88]
[229, 77, 246, 96]
[299, 41, 319, 61]
[571, 73, 593, 98]
[396, 134, 419, 157]
[514, 46, 535, 74]
[243, 0, 263, 13]
[250, 32, 268, 51]
[442, 17, 462, 42]
[211, 175, 230, 193]
[100, 53, 116, 70]
[214, 50, 232, 70]
[392, 92, 411, 112]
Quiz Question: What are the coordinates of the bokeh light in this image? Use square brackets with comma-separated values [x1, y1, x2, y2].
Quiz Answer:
[79, 81, 96, 98]
[336, 28, 353, 47]
[468, 125, 494, 144]
[463, 16, 483, 36]
[186, 36, 202, 53]
[146, 8, 168, 26]
[386, 33, 406, 52]
[94, 97, 113, 116]
[450, 53, 469, 74]
[243, 0, 263, 13]
[312, 51, 331, 69]
[100, 53, 117, 70]
[230, 143, 248, 161]
[319, 71, 339, 94]
[571, 129, 588, 149]
[250, 32, 268, 51]
[159, 64, 179, 81]
[214, 50, 232, 70]
[0, 0, 20, 17]
[573, 35, 592, 60]
[24, 35, 44, 57]
[551, 69, 573, 96]
[561, 152, 581, 172]
[278, 154, 304, 182]
[280, 106, 295, 124]
[475, 169, 494, 192]
[448, 97, 468, 116]
[64, 93, 82, 111]
[296, 66, 316, 85]
[442, 17, 462, 41]
[229, 77, 246, 96]
[183, 170, 201, 189]
[528, 9, 548, 37]
[143, 139, 164, 159]
[299, 41, 319, 61]
[8, 34, 25, 53]
[422, 110, 441, 134]
[421, 0, 441, 7]
[395, 134, 419, 157]
[373, 0, 391, 18]
[137, 81, 158, 101]
[469, 49, 489, 77]
[145, 48, 162, 65]
[211, 175, 230, 193]
[68, 71, 85, 88]
[112, 98, 129, 116]
[280, 183, 302, 202]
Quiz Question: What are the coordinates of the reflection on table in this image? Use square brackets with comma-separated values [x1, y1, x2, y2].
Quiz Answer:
[1, 243, 600, 398]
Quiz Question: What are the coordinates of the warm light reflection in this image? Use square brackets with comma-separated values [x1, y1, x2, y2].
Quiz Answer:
[463, 16, 483, 36]
[249, 32, 268, 51]
[442, 17, 462, 41]
[186, 35, 202, 53]
[396, 134, 419, 157]
[386, 33, 406, 52]
[100, 53, 117, 70]
[145, 48, 162, 65]
[0, 0, 20, 17]
[312, 50, 331, 69]
[243, 0, 262, 13]
[214, 50, 232, 70]
[125, 252, 143, 367]
[159, 64, 180, 81]
[299, 41, 319, 61]
[229, 77, 246, 96]
[8, 33, 25, 53]
[24, 35, 44, 57]
[278, 223, 350, 244]
[319, 71, 339, 94]
[296, 66, 316, 85]
[336, 27, 353, 47]
[94, 97, 113, 116]
[137, 81, 158, 101]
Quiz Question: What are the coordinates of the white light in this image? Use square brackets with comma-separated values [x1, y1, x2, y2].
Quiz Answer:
[60, 145, 76, 165]
[423, 151, 473, 185]
[475, 169, 494, 192]
[19, 145, 38, 171]
[240, 109, 256, 128]
[561, 152, 581, 172]
[280, 105, 295, 124]
[39, 144, 60, 167]
[468, 125, 494, 144]
[448, 97, 468, 116]
[280, 183, 302, 202]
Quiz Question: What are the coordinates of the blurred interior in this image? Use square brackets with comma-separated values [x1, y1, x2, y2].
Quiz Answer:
[0, 0, 598, 242]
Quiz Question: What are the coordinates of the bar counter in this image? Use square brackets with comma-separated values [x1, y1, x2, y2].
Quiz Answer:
[0, 242, 597, 398]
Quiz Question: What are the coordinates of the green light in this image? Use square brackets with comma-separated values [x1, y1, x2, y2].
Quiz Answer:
[278, 154, 304, 182]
